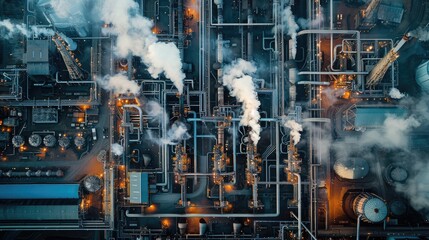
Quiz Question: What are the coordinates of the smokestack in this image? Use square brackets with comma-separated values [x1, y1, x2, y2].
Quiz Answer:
[178, 222, 188, 235]
[199, 219, 207, 236]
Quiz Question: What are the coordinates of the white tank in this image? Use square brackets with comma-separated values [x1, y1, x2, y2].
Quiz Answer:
[43, 135, 56, 147]
[178, 222, 187, 235]
[353, 193, 388, 223]
[416, 60, 429, 93]
[12, 135, 24, 148]
[199, 219, 207, 236]
[28, 134, 42, 147]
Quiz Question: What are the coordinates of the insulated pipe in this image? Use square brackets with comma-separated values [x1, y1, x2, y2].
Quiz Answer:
[293, 172, 302, 240]
[357, 214, 362, 240]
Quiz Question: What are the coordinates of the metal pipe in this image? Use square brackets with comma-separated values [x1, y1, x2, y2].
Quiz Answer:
[290, 212, 317, 240]
[298, 71, 368, 75]
[293, 173, 302, 240]
[357, 214, 362, 240]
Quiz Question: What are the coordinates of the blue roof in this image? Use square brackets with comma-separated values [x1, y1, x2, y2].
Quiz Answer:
[355, 107, 406, 128]
[0, 184, 79, 199]
[130, 172, 149, 204]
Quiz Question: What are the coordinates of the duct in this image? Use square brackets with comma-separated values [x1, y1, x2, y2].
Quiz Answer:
[122, 104, 143, 136]
[297, 81, 330, 85]
[247, 1, 253, 60]
[298, 71, 368, 75]
[293, 173, 302, 240]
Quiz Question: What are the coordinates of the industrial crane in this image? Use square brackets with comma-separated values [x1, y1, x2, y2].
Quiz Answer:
[52, 33, 84, 80]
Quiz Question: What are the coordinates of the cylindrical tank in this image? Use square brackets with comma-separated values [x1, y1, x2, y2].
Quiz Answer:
[353, 193, 388, 223]
[43, 134, 56, 147]
[28, 134, 42, 147]
[83, 175, 103, 192]
[390, 199, 407, 216]
[12, 135, 24, 148]
[178, 222, 187, 235]
[416, 60, 429, 93]
[58, 136, 71, 148]
[233, 222, 242, 235]
[74, 135, 86, 148]
[199, 219, 207, 236]
[384, 164, 408, 185]
[334, 158, 369, 180]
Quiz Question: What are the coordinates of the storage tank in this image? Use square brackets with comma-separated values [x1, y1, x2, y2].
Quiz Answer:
[390, 199, 407, 216]
[12, 135, 24, 148]
[199, 218, 207, 236]
[58, 136, 71, 148]
[43, 134, 57, 147]
[178, 222, 187, 235]
[334, 158, 369, 180]
[28, 134, 42, 147]
[74, 135, 86, 148]
[83, 175, 103, 192]
[416, 60, 429, 93]
[384, 164, 408, 185]
[353, 193, 388, 223]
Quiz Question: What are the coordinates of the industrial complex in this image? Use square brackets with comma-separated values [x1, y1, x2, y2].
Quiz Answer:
[1, 0, 429, 239]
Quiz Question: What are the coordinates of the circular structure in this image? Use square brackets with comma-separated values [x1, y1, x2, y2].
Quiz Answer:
[43, 135, 57, 147]
[28, 134, 42, 147]
[390, 200, 407, 216]
[74, 135, 86, 148]
[384, 164, 408, 185]
[83, 175, 103, 192]
[97, 150, 107, 162]
[58, 136, 71, 148]
[353, 193, 388, 223]
[12, 135, 24, 148]
[334, 158, 369, 180]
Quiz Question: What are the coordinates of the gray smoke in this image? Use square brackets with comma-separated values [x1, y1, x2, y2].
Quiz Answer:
[297, 7, 324, 29]
[161, 121, 191, 145]
[100, 0, 185, 94]
[111, 143, 124, 156]
[143, 100, 169, 125]
[223, 59, 261, 145]
[97, 73, 141, 95]
[0, 19, 55, 39]
[410, 27, 429, 41]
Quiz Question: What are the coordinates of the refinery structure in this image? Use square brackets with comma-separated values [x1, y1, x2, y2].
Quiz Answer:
[1, 0, 429, 239]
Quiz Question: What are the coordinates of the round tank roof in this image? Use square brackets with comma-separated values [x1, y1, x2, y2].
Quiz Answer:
[58, 136, 70, 148]
[83, 175, 103, 192]
[43, 135, 57, 147]
[12, 135, 24, 148]
[28, 134, 42, 147]
[360, 197, 388, 223]
[390, 200, 406, 216]
[390, 166, 408, 182]
[334, 158, 369, 180]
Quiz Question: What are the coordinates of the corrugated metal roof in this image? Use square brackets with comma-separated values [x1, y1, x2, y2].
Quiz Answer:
[26, 40, 50, 75]
[129, 172, 149, 204]
[355, 107, 406, 128]
[0, 184, 79, 199]
[0, 205, 79, 220]
[377, 4, 404, 24]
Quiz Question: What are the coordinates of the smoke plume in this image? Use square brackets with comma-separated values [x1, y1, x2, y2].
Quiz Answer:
[100, 0, 185, 94]
[275, 6, 299, 58]
[143, 100, 169, 124]
[283, 119, 303, 145]
[97, 73, 141, 95]
[111, 143, 124, 156]
[389, 87, 405, 99]
[410, 27, 429, 42]
[297, 8, 324, 29]
[223, 59, 261, 145]
[161, 121, 191, 145]
[0, 19, 55, 39]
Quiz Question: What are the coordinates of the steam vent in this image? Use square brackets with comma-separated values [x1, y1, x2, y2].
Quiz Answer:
[1, 0, 429, 239]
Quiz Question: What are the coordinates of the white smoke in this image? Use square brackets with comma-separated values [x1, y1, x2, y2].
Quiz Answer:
[410, 27, 429, 41]
[161, 121, 191, 145]
[275, 6, 299, 58]
[389, 87, 405, 99]
[143, 100, 168, 124]
[223, 59, 261, 145]
[283, 119, 303, 145]
[58, 33, 77, 51]
[0, 19, 55, 39]
[297, 8, 324, 29]
[100, 0, 185, 94]
[111, 143, 124, 156]
[97, 73, 141, 95]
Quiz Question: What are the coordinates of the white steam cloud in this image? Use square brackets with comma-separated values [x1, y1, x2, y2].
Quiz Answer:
[283, 119, 303, 145]
[223, 59, 261, 145]
[275, 6, 299, 59]
[410, 27, 429, 41]
[0, 19, 55, 39]
[389, 87, 405, 99]
[297, 8, 324, 29]
[111, 143, 124, 156]
[100, 0, 185, 94]
[97, 73, 141, 95]
[143, 100, 190, 145]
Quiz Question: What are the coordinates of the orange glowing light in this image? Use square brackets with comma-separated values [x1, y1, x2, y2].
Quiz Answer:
[78, 118, 84, 123]
[161, 219, 170, 228]
[224, 184, 234, 193]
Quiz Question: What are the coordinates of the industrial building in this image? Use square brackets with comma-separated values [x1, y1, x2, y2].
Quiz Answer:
[0, 0, 429, 239]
